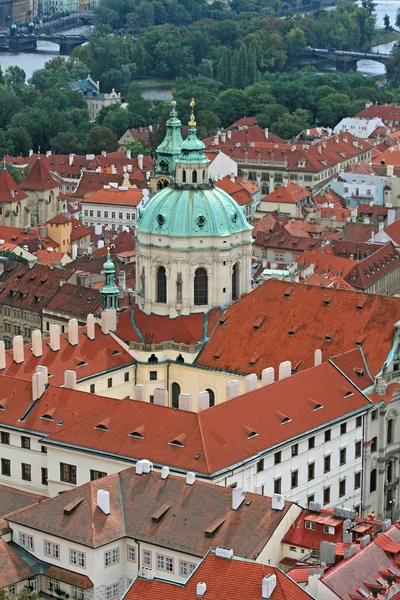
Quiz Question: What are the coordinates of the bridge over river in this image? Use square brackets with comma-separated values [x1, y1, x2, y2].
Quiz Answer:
[0, 32, 89, 54]
[302, 47, 392, 71]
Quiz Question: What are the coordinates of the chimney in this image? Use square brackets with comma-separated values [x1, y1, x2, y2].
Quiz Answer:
[13, 335, 24, 364]
[262, 574, 277, 599]
[278, 360, 292, 380]
[69, 153, 75, 166]
[0, 341, 5, 370]
[261, 367, 275, 386]
[71, 242, 78, 261]
[343, 134, 348, 144]
[353, 139, 359, 148]
[178, 392, 192, 411]
[118, 270, 126, 290]
[87, 314, 95, 340]
[64, 370, 76, 389]
[317, 145, 322, 154]
[161, 466, 169, 479]
[343, 530, 352, 544]
[271, 493, 285, 511]
[244, 373, 257, 393]
[29, 149, 33, 157]
[50, 324, 60, 352]
[68, 318, 79, 346]
[197, 390, 210, 412]
[101, 308, 117, 334]
[32, 371, 46, 401]
[134, 383, 145, 401]
[126, 149, 131, 159]
[97, 489, 110, 515]
[215, 547, 233, 559]
[387, 165, 394, 177]
[101, 150, 107, 157]
[227, 130, 232, 139]
[139, 567, 154, 580]
[137, 154, 144, 170]
[221, 132, 226, 143]
[97, 240, 105, 249]
[226, 379, 240, 400]
[314, 349, 322, 367]
[186, 472, 195, 486]
[36, 365, 48, 385]
[31, 328, 43, 357]
[213, 134, 219, 144]
[320, 541, 336, 565]
[154, 388, 168, 406]
[136, 459, 153, 475]
[232, 486, 245, 510]
[230, 173, 235, 182]
[196, 583, 207, 597]
[359, 534, 371, 548]
[264, 128, 269, 140]
[388, 208, 396, 225]
[344, 545, 356, 559]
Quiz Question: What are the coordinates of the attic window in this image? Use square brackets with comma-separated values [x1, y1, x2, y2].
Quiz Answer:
[77, 361, 87, 367]
[214, 348, 224, 359]
[325, 331, 335, 342]
[41, 278, 48, 284]
[34, 295, 42, 302]
[0, 403, 6, 410]
[40, 413, 55, 421]
[281, 417, 291, 424]
[292, 360, 301, 373]
[247, 431, 258, 439]
[111, 350, 120, 356]
[253, 317, 265, 330]
[313, 403, 323, 411]
[205, 517, 225, 538]
[169, 433, 186, 447]
[344, 391, 353, 398]
[354, 368, 364, 377]
[151, 503, 171, 523]
[389, 567, 399, 575]
[323, 295, 333, 306]
[357, 298, 367, 310]
[249, 353, 260, 365]
[284, 287, 294, 298]
[94, 422, 110, 431]
[355, 335, 366, 346]
[219, 315, 228, 326]
[288, 324, 298, 336]
[129, 427, 144, 439]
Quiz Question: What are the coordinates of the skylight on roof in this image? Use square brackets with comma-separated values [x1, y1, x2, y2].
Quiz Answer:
[169, 439, 185, 447]
[344, 391, 354, 398]
[313, 404, 323, 411]
[40, 414, 54, 421]
[247, 431, 258, 439]
[389, 567, 399, 575]
[95, 424, 109, 431]
[281, 417, 291, 424]
[129, 431, 144, 439]
[358, 588, 369, 598]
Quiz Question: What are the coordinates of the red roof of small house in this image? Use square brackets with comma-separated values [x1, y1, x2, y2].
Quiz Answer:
[20, 158, 59, 191]
[357, 203, 389, 221]
[380, 219, 400, 245]
[341, 222, 378, 242]
[35, 249, 66, 265]
[0, 169, 27, 203]
[73, 172, 146, 198]
[125, 550, 313, 600]
[197, 279, 400, 377]
[356, 104, 400, 127]
[296, 249, 355, 278]
[252, 213, 283, 237]
[69, 216, 91, 242]
[253, 231, 324, 253]
[319, 207, 353, 221]
[0, 324, 134, 387]
[282, 508, 345, 551]
[81, 187, 143, 207]
[283, 221, 327, 237]
[0, 539, 35, 587]
[345, 242, 400, 290]
[0, 484, 45, 518]
[228, 116, 258, 129]
[47, 214, 70, 225]
[45, 282, 101, 318]
[263, 183, 310, 204]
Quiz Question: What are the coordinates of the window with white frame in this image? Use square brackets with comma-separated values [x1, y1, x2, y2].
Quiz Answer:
[70, 549, 85, 568]
[19, 532, 34, 550]
[127, 545, 136, 562]
[8, 585, 15, 595]
[46, 578, 59, 591]
[157, 554, 165, 570]
[44, 541, 60, 559]
[104, 547, 119, 567]
[143, 550, 152, 567]
[179, 560, 196, 576]
[305, 520, 316, 530]
[71, 587, 85, 600]
[105, 584, 119, 600]
[324, 525, 335, 534]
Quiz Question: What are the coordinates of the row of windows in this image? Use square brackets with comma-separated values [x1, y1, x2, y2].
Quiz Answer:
[89, 372, 130, 394]
[45, 577, 84, 599]
[1, 455, 106, 486]
[1, 458, 48, 485]
[142, 548, 196, 576]
[84, 209, 136, 220]
[0, 308, 32, 319]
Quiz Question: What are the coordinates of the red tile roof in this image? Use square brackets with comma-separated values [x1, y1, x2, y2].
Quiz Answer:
[73, 172, 146, 199]
[43, 362, 370, 475]
[253, 231, 323, 253]
[197, 280, 400, 377]
[356, 104, 400, 127]
[0, 169, 28, 203]
[319, 207, 352, 221]
[329, 348, 374, 389]
[380, 219, 400, 245]
[70, 216, 91, 241]
[228, 116, 258, 128]
[357, 203, 389, 221]
[282, 508, 345, 551]
[20, 158, 58, 191]
[9, 468, 294, 558]
[47, 214, 70, 225]
[45, 282, 101, 318]
[35, 249, 66, 265]
[252, 213, 283, 237]
[0, 539, 35, 586]
[81, 187, 143, 207]
[125, 550, 313, 600]
[263, 183, 310, 205]
[0, 484, 45, 518]
[341, 222, 378, 242]
[0, 324, 134, 387]
[296, 249, 355, 278]
[345, 242, 400, 291]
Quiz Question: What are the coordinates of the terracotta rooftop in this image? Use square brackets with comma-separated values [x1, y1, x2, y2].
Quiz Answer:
[296, 249, 356, 278]
[0, 539, 35, 587]
[356, 104, 400, 126]
[345, 242, 400, 290]
[42, 362, 370, 476]
[47, 214, 70, 225]
[0, 263, 71, 312]
[380, 219, 400, 245]
[124, 550, 313, 600]
[357, 203, 389, 221]
[319, 207, 352, 221]
[253, 231, 323, 253]
[0, 484, 45, 518]
[0, 323, 135, 387]
[20, 158, 59, 191]
[197, 279, 400, 377]
[0, 169, 28, 203]
[70, 216, 91, 241]
[35, 249, 66, 265]
[263, 183, 310, 204]
[73, 172, 146, 199]
[45, 282, 101, 318]
[252, 213, 283, 237]
[228, 116, 258, 128]
[81, 187, 143, 207]
[341, 222, 378, 242]
[312, 188, 345, 207]
[8, 467, 293, 558]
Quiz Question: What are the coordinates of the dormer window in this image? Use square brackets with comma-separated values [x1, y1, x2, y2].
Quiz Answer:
[313, 403, 323, 411]
[281, 416, 291, 424]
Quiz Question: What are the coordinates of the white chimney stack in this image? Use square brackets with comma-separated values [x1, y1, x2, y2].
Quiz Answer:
[232, 486, 245, 510]
[0, 341, 5, 370]
[68, 318, 79, 346]
[31, 329, 43, 357]
[186, 472, 195, 486]
[12, 335, 24, 364]
[64, 370, 76, 389]
[126, 149, 131, 159]
[226, 379, 240, 401]
[179, 393, 192, 411]
[196, 583, 207, 597]
[154, 388, 168, 406]
[137, 154, 144, 170]
[32, 371, 46, 401]
[197, 390, 210, 412]
[314, 349, 322, 367]
[87, 314, 95, 340]
[388, 208, 396, 225]
[279, 360, 292, 380]
[262, 574, 277, 599]
[161, 466, 169, 479]
[261, 367, 275, 386]
[71, 242, 78, 261]
[244, 373, 257, 393]
[97, 489, 110, 515]
[101, 309, 117, 334]
[134, 383, 145, 402]
[271, 493, 285, 511]
[36, 365, 48, 385]
[50, 323, 60, 352]
[136, 459, 153, 475]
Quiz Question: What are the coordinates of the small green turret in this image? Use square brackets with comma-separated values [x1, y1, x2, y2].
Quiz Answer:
[101, 248, 119, 312]
[151, 99, 184, 191]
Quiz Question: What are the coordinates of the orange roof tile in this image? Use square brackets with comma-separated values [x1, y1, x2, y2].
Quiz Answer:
[263, 183, 310, 204]
[20, 158, 58, 191]
[0, 169, 27, 203]
[47, 214, 70, 225]
[81, 188, 143, 207]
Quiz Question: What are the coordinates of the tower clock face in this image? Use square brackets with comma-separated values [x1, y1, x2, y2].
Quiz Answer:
[157, 178, 169, 190]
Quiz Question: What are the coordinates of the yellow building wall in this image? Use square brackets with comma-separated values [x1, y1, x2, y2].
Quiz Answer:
[47, 222, 72, 254]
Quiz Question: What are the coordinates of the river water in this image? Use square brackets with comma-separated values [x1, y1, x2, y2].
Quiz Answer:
[0, 3, 399, 94]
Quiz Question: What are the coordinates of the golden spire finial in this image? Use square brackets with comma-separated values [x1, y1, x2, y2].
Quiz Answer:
[188, 97, 196, 127]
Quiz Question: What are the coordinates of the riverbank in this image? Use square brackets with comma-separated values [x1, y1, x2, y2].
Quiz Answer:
[372, 28, 400, 46]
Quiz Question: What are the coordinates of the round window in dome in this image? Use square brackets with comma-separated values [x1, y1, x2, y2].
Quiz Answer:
[157, 213, 165, 227]
[197, 215, 206, 228]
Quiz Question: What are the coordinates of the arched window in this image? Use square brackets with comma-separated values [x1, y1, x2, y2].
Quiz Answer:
[182, 170, 186, 183]
[157, 266, 166, 304]
[387, 419, 394, 444]
[176, 354, 184, 364]
[192, 170, 197, 183]
[171, 382, 181, 409]
[370, 469, 377, 493]
[148, 353, 158, 364]
[206, 388, 215, 407]
[232, 263, 239, 301]
[202, 169, 205, 181]
[194, 268, 208, 305]
[371, 437, 378, 452]
[387, 460, 393, 483]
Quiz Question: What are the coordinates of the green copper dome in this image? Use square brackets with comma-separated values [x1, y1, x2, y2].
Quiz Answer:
[136, 184, 252, 238]
[155, 101, 184, 178]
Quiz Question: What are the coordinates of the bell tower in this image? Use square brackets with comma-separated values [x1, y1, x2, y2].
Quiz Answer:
[101, 249, 119, 312]
[150, 99, 183, 193]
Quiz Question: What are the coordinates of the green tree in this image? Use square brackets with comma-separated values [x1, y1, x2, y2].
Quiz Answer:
[361, 0, 376, 14]
[4, 66, 26, 88]
[286, 27, 306, 61]
[384, 13, 391, 31]
[50, 131, 80, 154]
[215, 89, 248, 126]
[126, 139, 151, 156]
[197, 109, 221, 138]
[85, 126, 118, 154]
[216, 47, 233, 89]
[97, 105, 131, 138]
[316, 92, 351, 127]
[257, 104, 289, 128]
[5, 126, 31, 155]
[396, 7, 400, 29]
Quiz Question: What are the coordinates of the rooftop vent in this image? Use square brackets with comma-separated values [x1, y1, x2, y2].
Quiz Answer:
[262, 574, 277, 599]
[272, 493, 285, 511]
[196, 583, 207, 597]
[215, 547, 234, 559]
[284, 287, 294, 298]
[97, 489, 110, 515]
